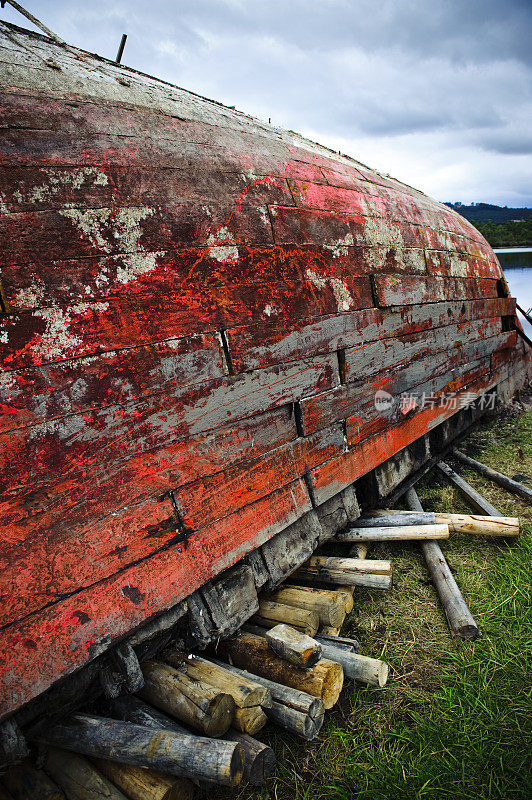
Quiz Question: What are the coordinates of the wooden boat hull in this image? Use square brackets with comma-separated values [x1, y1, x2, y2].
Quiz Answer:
[0, 21, 529, 732]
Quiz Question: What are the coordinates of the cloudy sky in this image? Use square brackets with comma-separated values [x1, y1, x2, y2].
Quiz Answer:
[2, 0, 531, 206]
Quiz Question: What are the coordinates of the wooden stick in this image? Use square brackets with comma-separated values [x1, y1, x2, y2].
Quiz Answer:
[357, 511, 519, 536]
[209, 659, 324, 741]
[44, 749, 128, 800]
[336, 524, 449, 542]
[224, 732, 275, 786]
[306, 556, 392, 574]
[453, 449, 532, 503]
[111, 696, 270, 787]
[2, 762, 64, 800]
[405, 488, 481, 641]
[295, 566, 391, 590]
[34, 715, 243, 787]
[265, 586, 346, 628]
[265, 624, 322, 668]
[436, 461, 502, 516]
[219, 632, 343, 709]
[140, 660, 235, 737]
[315, 634, 360, 653]
[162, 652, 271, 708]
[317, 644, 388, 687]
[93, 757, 193, 800]
[250, 600, 319, 636]
[232, 706, 268, 735]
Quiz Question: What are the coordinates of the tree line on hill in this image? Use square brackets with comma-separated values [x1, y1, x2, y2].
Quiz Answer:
[444, 203, 532, 247]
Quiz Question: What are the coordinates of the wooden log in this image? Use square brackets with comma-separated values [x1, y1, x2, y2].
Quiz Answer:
[317, 645, 388, 687]
[266, 585, 346, 628]
[305, 556, 392, 575]
[315, 634, 360, 653]
[453, 449, 532, 503]
[43, 748, 128, 800]
[250, 600, 319, 636]
[219, 632, 343, 709]
[435, 513, 519, 537]
[232, 706, 268, 736]
[208, 659, 324, 740]
[140, 660, 235, 737]
[336, 588, 354, 613]
[349, 543, 368, 559]
[93, 758, 193, 800]
[436, 461, 502, 516]
[295, 565, 392, 590]
[359, 510, 519, 536]
[265, 624, 322, 668]
[336, 524, 450, 542]
[161, 652, 271, 709]
[2, 762, 64, 800]
[405, 488, 481, 641]
[224, 732, 275, 786]
[33, 715, 243, 788]
[318, 626, 341, 636]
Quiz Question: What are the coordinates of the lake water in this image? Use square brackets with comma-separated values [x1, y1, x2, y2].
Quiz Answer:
[495, 248, 532, 338]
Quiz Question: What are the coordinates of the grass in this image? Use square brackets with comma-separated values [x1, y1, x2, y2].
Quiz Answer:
[209, 405, 532, 800]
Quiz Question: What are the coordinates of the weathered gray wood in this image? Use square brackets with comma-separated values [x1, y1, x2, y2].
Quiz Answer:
[208, 659, 324, 740]
[317, 644, 388, 687]
[140, 660, 235, 737]
[405, 488, 481, 641]
[188, 564, 259, 646]
[251, 600, 319, 637]
[110, 696, 187, 735]
[336, 524, 449, 542]
[0, 719, 29, 771]
[2, 762, 64, 800]
[208, 658, 324, 718]
[265, 585, 346, 628]
[44, 748, 128, 800]
[265, 624, 322, 668]
[315, 634, 360, 653]
[356, 512, 435, 527]
[33, 715, 243, 787]
[360, 510, 519, 536]
[161, 652, 271, 709]
[295, 556, 392, 589]
[453, 450, 532, 503]
[93, 758, 193, 800]
[224, 732, 275, 786]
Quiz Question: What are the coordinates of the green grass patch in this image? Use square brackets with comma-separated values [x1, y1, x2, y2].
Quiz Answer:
[212, 409, 532, 800]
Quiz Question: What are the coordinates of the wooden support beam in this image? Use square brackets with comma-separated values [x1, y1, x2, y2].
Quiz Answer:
[436, 461, 502, 516]
[359, 510, 519, 536]
[250, 600, 319, 636]
[111, 695, 270, 783]
[44, 749, 128, 800]
[2, 762, 64, 800]
[161, 652, 271, 709]
[265, 624, 322, 668]
[218, 632, 343, 709]
[33, 715, 243, 787]
[224, 732, 275, 786]
[336, 524, 449, 542]
[405, 488, 481, 641]
[317, 644, 388, 687]
[265, 585, 346, 628]
[295, 556, 392, 590]
[453, 449, 532, 503]
[93, 757, 194, 800]
[209, 658, 324, 741]
[140, 660, 235, 737]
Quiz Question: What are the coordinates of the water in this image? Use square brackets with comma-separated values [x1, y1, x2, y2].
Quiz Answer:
[496, 248, 532, 338]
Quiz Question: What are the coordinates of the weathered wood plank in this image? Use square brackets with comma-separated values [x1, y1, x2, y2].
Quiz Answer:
[373, 274, 498, 307]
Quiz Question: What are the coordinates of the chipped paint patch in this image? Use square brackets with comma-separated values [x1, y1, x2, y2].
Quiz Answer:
[0, 193, 9, 215]
[264, 303, 280, 317]
[325, 232, 354, 258]
[13, 279, 46, 310]
[306, 268, 355, 312]
[207, 226, 239, 263]
[31, 302, 109, 361]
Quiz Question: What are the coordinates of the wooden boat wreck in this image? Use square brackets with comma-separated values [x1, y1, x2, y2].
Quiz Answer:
[0, 20, 530, 763]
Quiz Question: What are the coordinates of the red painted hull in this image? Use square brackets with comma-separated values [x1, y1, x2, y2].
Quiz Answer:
[0, 22, 529, 723]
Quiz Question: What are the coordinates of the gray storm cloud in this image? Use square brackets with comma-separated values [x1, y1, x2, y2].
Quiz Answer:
[2, 0, 531, 205]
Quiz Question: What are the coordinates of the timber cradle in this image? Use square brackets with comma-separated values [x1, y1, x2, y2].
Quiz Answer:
[0, 20, 529, 749]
